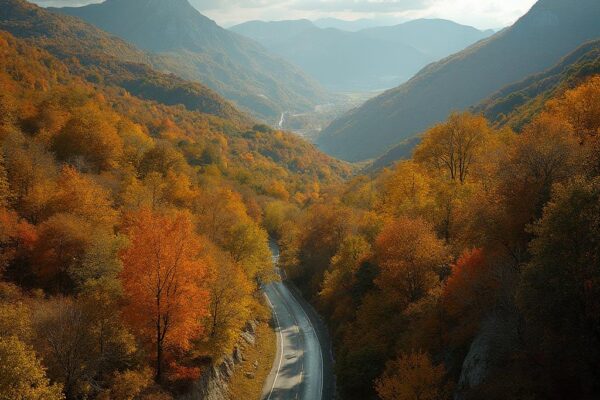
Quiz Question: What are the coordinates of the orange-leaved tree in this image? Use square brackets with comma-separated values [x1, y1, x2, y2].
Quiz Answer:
[120, 209, 209, 382]
[375, 351, 448, 400]
[375, 217, 448, 307]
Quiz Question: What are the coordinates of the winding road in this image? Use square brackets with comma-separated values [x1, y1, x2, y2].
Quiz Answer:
[261, 242, 335, 400]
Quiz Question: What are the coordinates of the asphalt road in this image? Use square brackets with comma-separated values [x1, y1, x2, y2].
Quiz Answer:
[261, 242, 335, 400]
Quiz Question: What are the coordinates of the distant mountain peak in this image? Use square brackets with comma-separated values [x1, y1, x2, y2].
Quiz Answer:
[53, 0, 330, 120]
[56, 0, 219, 53]
[318, 0, 600, 162]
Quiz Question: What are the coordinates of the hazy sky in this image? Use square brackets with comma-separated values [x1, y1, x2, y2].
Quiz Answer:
[33, 0, 539, 30]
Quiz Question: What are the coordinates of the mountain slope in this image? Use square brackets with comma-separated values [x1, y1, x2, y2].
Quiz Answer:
[371, 41, 600, 171]
[0, 0, 245, 122]
[232, 20, 430, 91]
[361, 19, 494, 60]
[473, 39, 600, 130]
[318, 0, 600, 162]
[230, 19, 316, 51]
[231, 19, 491, 92]
[313, 17, 403, 31]
[54, 0, 331, 121]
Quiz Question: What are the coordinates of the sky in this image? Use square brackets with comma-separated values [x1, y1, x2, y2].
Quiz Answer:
[32, 0, 539, 30]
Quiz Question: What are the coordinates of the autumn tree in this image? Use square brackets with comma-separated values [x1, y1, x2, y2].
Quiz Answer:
[319, 235, 370, 326]
[2, 132, 58, 222]
[120, 209, 210, 382]
[442, 249, 503, 347]
[545, 76, 600, 174]
[32, 297, 99, 399]
[50, 166, 117, 228]
[139, 141, 188, 178]
[0, 152, 11, 208]
[0, 208, 36, 275]
[375, 351, 448, 400]
[263, 200, 300, 238]
[32, 295, 135, 400]
[377, 161, 432, 219]
[103, 368, 153, 400]
[484, 111, 583, 263]
[375, 217, 448, 307]
[547, 75, 600, 143]
[118, 120, 153, 170]
[0, 336, 64, 400]
[0, 282, 34, 341]
[0, 85, 17, 135]
[52, 104, 123, 172]
[32, 213, 92, 293]
[200, 248, 253, 356]
[518, 176, 600, 396]
[414, 112, 492, 184]
[296, 203, 353, 292]
[506, 112, 581, 210]
[194, 187, 249, 244]
[223, 222, 271, 281]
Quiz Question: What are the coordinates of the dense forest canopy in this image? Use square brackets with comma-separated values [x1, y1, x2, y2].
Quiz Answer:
[0, 28, 348, 399]
[1, 0, 600, 399]
[276, 76, 600, 399]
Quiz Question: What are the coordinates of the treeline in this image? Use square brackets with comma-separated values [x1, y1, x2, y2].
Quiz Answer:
[0, 31, 347, 400]
[279, 76, 600, 399]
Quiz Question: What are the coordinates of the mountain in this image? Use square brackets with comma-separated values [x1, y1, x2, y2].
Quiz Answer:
[53, 0, 331, 121]
[318, 0, 600, 162]
[231, 19, 491, 93]
[0, 0, 245, 122]
[473, 39, 600, 130]
[313, 17, 404, 32]
[231, 20, 430, 91]
[230, 19, 316, 50]
[361, 19, 495, 60]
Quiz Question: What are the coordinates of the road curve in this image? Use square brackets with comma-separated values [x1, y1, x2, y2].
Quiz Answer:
[261, 243, 334, 400]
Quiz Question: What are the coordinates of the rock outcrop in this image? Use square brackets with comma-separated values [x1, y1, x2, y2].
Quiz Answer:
[179, 320, 259, 400]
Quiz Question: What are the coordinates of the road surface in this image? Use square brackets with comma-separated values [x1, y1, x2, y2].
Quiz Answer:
[261, 242, 335, 400]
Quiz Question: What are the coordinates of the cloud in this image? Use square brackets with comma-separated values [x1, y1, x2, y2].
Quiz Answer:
[291, 0, 432, 13]
[191, 0, 433, 13]
[30, 0, 538, 29]
[189, 0, 282, 10]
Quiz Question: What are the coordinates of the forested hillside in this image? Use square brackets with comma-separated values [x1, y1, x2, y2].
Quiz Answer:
[278, 75, 600, 399]
[54, 0, 332, 121]
[0, 0, 245, 122]
[0, 25, 348, 399]
[318, 0, 600, 162]
[3, 1, 600, 399]
[474, 39, 600, 130]
[370, 39, 600, 171]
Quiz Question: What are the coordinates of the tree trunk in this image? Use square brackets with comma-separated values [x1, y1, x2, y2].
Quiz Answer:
[156, 336, 162, 383]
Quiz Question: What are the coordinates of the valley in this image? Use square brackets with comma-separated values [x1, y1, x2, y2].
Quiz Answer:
[1, 0, 600, 400]
[277, 91, 380, 142]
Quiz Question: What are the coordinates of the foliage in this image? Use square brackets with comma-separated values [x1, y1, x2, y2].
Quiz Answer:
[120, 210, 210, 382]
[517, 176, 600, 396]
[285, 76, 600, 399]
[0, 336, 64, 400]
[375, 351, 449, 400]
[0, 26, 350, 398]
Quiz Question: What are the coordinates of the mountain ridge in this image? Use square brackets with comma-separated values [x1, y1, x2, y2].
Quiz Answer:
[0, 0, 246, 122]
[317, 0, 600, 162]
[54, 0, 331, 121]
[473, 39, 600, 130]
[231, 18, 491, 92]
